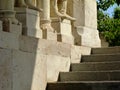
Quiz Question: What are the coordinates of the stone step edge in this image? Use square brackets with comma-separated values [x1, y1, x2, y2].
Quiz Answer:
[60, 70, 120, 73]
[48, 80, 120, 84]
[71, 61, 120, 65]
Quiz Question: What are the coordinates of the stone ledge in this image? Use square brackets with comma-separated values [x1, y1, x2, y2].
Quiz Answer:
[19, 35, 71, 57]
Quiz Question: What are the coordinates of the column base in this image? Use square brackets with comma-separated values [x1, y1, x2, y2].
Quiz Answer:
[76, 26, 101, 47]
[51, 18, 74, 44]
[41, 20, 57, 41]
[15, 8, 42, 38]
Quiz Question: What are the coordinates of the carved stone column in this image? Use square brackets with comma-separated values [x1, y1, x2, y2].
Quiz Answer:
[41, 0, 57, 41]
[0, 0, 22, 34]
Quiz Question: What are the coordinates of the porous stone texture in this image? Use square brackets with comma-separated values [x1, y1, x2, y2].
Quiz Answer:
[68, 0, 97, 29]
[76, 26, 101, 47]
[0, 48, 47, 90]
[19, 35, 71, 56]
[9, 23, 22, 35]
[67, 0, 101, 47]
[15, 8, 42, 38]
[51, 19, 74, 44]
[71, 45, 91, 63]
[47, 55, 70, 82]
[42, 29, 57, 41]
[0, 31, 19, 50]
[0, 21, 2, 31]
[12, 50, 47, 90]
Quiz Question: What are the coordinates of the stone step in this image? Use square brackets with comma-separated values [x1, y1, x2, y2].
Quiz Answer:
[81, 54, 120, 62]
[59, 71, 120, 81]
[71, 61, 120, 71]
[91, 47, 120, 55]
[47, 81, 120, 90]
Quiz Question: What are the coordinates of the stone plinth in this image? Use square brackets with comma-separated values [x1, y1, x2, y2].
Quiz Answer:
[15, 8, 42, 38]
[0, 48, 47, 90]
[51, 18, 74, 44]
[76, 26, 101, 47]
[41, 20, 57, 41]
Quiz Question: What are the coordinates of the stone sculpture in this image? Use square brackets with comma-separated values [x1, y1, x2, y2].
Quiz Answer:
[15, 0, 42, 11]
[54, 0, 76, 21]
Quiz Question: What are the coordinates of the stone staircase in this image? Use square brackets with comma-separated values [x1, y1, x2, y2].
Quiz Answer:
[47, 47, 120, 90]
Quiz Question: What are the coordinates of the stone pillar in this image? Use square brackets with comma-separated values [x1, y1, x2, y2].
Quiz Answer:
[69, 0, 101, 47]
[0, 0, 22, 34]
[15, 8, 42, 38]
[51, 18, 74, 44]
[41, 0, 57, 41]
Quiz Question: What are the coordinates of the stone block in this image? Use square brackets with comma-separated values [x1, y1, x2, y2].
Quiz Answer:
[9, 23, 22, 35]
[0, 48, 12, 90]
[51, 18, 74, 44]
[15, 8, 42, 38]
[42, 29, 57, 41]
[12, 50, 47, 90]
[47, 55, 70, 82]
[68, 0, 97, 29]
[57, 34, 74, 44]
[76, 26, 101, 47]
[0, 21, 2, 31]
[19, 36, 71, 57]
[0, 31, 19, 49]
[71, 45, 91, 63]
[52, 19, 72, 36]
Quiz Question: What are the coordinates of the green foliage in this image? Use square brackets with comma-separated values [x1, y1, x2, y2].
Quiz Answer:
[97, 1, 120, 46]
[114, 7, 120, 19]
[101, 19, 120, 46]
[97, 0, 120, 10]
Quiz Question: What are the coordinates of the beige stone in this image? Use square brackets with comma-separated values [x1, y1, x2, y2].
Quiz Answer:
[42, 29, 57, 41]
[71, 45, 91, 63]
[68, 0, 97, 29]
[15, 8, 42, 38]
[57, 34, 74, 44]
[12, 50, 47, 90]
[0, 48, 47, 90]
[19, 35, 71, 56]
[0, 31, 19, 49]
[76, 26, 101, 47]
[47, 55, 70, 82]
[51, 18, 74, 44]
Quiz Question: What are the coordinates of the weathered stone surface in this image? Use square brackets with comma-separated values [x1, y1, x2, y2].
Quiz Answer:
[0, 31, 19, 49]
[52, 19, 72, 36]
[57, 34, 74, 45]
[47, 55, 70, 82]
[71, 45, 91, 63]
[0, 21, 2, 31]
[42, 29, 57, 41]
[15, 8, 42, 38]
[51, 19, 74, 44]
[76, 26, 101, 47]
[19, 36, 71, 57]
[12, 50, 47, 90]
[9, 23, 22, 35]
[0, 48, 47, 90]
[68, 0, 97, 29]
[0, 49, 12, 90]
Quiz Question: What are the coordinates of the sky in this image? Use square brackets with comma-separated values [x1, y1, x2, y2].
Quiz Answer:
[104, 4, 117, 17]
